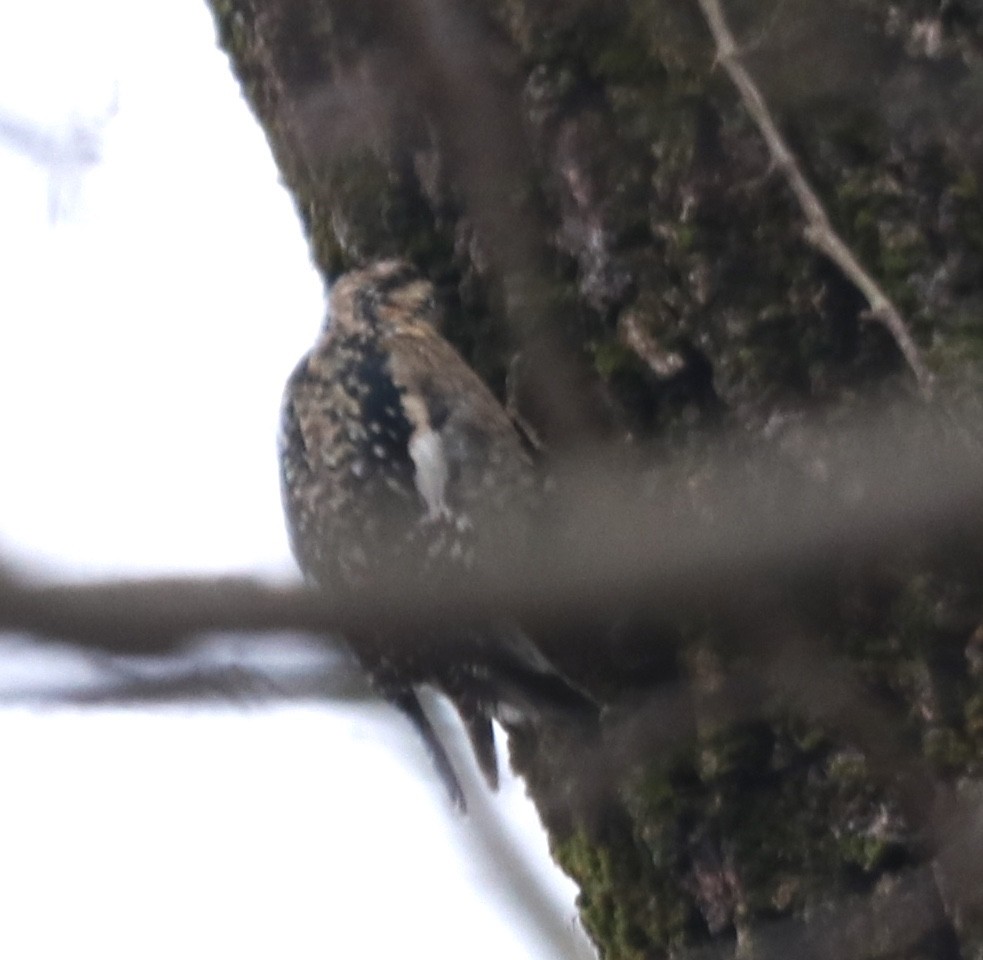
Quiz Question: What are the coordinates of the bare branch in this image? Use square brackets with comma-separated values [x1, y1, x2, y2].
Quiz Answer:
[694, 0, 935, 399]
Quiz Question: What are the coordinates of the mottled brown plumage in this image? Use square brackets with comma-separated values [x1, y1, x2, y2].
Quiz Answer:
[279, 260, 587, 809]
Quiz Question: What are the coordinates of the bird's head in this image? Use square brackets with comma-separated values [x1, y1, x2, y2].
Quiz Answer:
[327, 260, 438, 337]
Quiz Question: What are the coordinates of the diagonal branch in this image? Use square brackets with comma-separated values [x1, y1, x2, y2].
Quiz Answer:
[695, 0, 935, 399]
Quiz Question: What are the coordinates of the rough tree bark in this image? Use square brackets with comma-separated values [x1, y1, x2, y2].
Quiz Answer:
[204, 0, 983, 956]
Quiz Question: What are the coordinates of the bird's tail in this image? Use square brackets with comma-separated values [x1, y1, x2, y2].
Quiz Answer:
[390, 688, 468, 812]
[387, 626, 597, 811]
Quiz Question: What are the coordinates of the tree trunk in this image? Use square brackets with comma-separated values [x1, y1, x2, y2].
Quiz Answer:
[204, 0, 983, 956]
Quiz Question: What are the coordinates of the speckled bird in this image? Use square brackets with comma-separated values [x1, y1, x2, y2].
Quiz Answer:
[278, 259, 588, 809]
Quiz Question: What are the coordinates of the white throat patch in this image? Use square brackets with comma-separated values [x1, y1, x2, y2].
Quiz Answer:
[409, 427, 451, 520]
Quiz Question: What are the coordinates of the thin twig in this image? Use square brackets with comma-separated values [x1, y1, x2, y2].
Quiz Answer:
[695, 0, 935, 399]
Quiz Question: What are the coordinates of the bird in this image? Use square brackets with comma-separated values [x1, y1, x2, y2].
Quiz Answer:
[278, 259, 591, 810]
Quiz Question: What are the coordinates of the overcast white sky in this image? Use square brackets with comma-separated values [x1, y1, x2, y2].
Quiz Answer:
[0, 2, 592, 957]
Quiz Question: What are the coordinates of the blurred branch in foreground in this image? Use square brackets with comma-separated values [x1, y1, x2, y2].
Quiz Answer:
[1, 401, 980, 657]
[0, 633, 369, 708]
